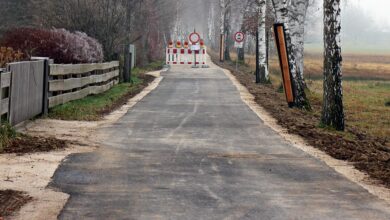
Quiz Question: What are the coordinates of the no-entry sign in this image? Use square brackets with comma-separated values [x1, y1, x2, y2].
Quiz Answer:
[234, 32, 245, 43]
[189, 32, 201, 44]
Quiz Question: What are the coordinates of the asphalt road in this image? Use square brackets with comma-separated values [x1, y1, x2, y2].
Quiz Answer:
[52, 65, 390, 219]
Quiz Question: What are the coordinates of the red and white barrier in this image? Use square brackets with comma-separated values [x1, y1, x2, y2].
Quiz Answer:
[166, 47, 207, 66]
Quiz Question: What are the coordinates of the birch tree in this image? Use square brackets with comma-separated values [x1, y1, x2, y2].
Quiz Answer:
[257, 0, 269, 83]
[289, 0, 311, 84]
[271, 0, 309, 109]
[322, 0, 344, 131]
[207, 2, 216, 47]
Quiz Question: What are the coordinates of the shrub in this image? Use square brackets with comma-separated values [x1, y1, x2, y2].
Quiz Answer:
[0, 47, 25, 68]
[1, 27, 104, 64]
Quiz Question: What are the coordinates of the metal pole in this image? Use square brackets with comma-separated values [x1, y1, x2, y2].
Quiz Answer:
[236, 48, 239, 71]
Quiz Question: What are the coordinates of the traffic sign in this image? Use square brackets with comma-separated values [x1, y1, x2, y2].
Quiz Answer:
[234, 32, 245, 43]
[189, 32, 201, 44]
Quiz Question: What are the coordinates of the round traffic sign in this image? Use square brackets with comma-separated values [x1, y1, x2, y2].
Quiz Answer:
[234, 32, 245, 43]
[189, 32, 201, 44]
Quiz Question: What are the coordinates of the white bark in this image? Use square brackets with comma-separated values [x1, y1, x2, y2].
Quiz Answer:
[220, 0, 225, 35]
[272, 0, 309, 108]
[258, 0, 269, 81]
[208, 3, 216, 45]
[289, 0, 309, 81]
[322, 0, 344, 130]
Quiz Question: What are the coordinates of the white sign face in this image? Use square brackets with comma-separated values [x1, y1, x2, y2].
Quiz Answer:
[234, 32, 245, 43]
[191, 45, 200, 51]
[234, 41, 244, 48]
[189, 32, 200, 44]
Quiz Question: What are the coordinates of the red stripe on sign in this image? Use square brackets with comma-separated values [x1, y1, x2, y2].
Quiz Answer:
[188, 62, 192, 64]
[173, 49, 177, 54]
[180, 62, 185, 64]
[173, 62, 177, 64]
[203, 50, 205, 54]
[195, 51, 199, 54]
[181, 49, 185, 54]
[188, 50, 192, 54]
[196, 62, 200, 64]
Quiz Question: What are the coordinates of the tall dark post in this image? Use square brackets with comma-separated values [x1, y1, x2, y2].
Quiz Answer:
[255, 31, 260, 83]
[42, 59, 49, 115]
[123, 46, 130, 83]
[129, 52, 133, 83]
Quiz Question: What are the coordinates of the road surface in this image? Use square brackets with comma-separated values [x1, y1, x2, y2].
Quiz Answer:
[52, 65, 390, 219]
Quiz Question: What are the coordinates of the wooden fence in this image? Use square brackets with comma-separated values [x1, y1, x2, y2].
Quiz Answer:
[48, 61, 120, 108]
[0, 69, 11, 121]
[8, 61, 45, 125]
[0, 60, 120, 126]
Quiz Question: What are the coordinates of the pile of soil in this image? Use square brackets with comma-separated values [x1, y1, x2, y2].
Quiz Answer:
[211, 55, 390, 188]
[99, 74, 156, 115]
[0, 190, 32, 218]
[1, 135, 67, 154]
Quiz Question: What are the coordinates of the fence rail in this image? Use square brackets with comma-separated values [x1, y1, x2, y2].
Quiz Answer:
[0, 70, 11, 119]
[48, 61, 120, 108]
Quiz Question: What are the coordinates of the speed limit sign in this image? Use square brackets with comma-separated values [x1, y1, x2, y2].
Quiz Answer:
[234, 32, 245, 43]
[189, 32, 201, 44]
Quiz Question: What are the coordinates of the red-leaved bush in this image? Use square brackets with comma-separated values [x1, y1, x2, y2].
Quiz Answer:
[0, 28, 104, 64]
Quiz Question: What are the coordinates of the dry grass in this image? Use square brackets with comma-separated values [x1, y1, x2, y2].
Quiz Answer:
[232, 52, 390, 140]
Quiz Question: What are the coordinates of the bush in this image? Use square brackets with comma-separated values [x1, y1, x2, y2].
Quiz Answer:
[0, 47, 25, 68]
[1, 27, 104, 64]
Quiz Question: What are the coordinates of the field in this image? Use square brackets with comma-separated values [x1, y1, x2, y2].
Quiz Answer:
[242, 53, 390, 140]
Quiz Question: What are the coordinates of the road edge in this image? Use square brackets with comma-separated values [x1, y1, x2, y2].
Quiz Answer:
[217, 63, 390, 205]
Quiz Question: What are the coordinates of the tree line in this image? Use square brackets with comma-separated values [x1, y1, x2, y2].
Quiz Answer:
[202, 0, 344, 131]
[0, 0, 344, 131]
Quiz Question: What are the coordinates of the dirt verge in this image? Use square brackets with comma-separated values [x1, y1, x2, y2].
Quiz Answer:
[0, 69, 165, 220]
[210, 54, 390, 189]
[1, 136, 67, 155]
[0, 190, 32, 218]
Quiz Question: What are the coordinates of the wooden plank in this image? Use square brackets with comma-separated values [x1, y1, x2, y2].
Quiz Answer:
[49, 80, 117, 108]
[1, 98, 9, 115]
[1, 72, 11, 88]
[49, 61, 119, 76]
[8, 61, 45, 125]
[49, 70, 119, 92]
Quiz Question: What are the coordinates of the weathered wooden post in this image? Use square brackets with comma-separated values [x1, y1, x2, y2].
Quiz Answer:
[123, 46, 131, 83]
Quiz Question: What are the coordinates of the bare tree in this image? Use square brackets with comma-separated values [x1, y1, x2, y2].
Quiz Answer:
[322, 0, 344, 130]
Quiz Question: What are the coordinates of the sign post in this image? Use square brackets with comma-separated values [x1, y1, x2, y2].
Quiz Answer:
[189, 32, 201, 68]
[234, 32, 245, 71]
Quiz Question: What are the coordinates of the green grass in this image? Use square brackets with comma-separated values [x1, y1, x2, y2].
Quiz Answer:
[0, 122, 17, 153]
[48, 60, 164, 121]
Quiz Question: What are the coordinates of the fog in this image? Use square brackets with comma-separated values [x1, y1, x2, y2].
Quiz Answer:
[175, 0, 390, 55]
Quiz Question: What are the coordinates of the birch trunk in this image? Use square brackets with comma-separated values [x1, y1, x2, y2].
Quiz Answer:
[289, 0, 309, 84]
[322, 0, 344, 131]
[271, 0, 309, 109]
[258, 0, 269, 83]
[208, 3, 216, 47]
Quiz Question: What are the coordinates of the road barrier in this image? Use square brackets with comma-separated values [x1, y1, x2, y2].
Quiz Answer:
[166, 47, 207, 66]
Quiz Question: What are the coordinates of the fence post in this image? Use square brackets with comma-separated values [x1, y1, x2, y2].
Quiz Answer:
[123, 46, 130, 83]
[42, 59, 49, 115]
